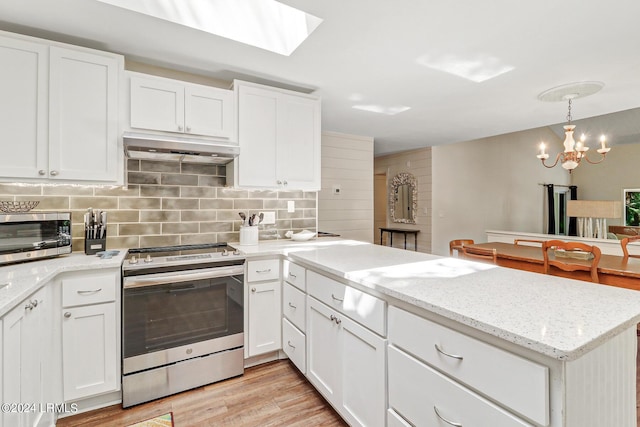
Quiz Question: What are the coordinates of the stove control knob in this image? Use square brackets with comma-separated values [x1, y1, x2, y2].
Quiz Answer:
[144, 254, 153, 263]
[221, 249, 229, 256]
[129, 256, 138, 264]
[233, 249, 241, 256]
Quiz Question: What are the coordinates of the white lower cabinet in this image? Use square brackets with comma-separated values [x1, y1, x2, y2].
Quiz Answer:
[247, 280, 282, 357]
[60, 270, 120, 403]
[2, 287, 50, 427]
[307, 296, 386, 427]
[388, 346, 533, 427]
[282, 318, 306, 374]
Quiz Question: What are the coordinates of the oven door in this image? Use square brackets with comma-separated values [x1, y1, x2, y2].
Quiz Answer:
[123, 265, 244, 373]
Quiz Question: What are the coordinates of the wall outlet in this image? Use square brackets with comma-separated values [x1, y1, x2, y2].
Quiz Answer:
[332, 184, 341, 195]
[287, 201, 295, 213]
[260, 211, 276, 225]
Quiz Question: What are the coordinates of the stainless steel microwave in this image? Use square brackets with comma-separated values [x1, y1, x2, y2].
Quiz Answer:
[0, 212, 72, 265]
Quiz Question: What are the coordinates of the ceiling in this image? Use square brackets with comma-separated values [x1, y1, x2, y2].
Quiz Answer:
[2, 0, 640, 156]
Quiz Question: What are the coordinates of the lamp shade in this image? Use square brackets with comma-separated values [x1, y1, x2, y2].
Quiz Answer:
[566, 200, 622, 218]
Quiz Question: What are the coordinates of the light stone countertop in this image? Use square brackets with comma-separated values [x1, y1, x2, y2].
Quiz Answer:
[242, 239, 640, 361]
[0, 250, 127, 318]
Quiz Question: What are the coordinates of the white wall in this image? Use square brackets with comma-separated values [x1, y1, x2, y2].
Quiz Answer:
[319, 131, 374, 242]
[570, 142, 640, 227]
[431, 127, 569, 256]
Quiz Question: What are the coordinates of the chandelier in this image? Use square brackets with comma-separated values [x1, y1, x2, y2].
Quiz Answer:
[536, 82, 611, 173]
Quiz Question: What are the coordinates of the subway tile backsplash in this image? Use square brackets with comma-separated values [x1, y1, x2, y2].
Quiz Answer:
[0, 161, 317, 251]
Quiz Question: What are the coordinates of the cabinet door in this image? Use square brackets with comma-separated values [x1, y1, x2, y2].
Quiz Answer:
[247, 281, 282, 357]
[0, 35, 48, 179]
[306, 297, 340, 404]
[62, 303, 118, 401]
[130, 76, 185, 133]
[277, 94, 321, 190]
[340, 314, 386, 427]
[185, 85, 234, 139]
[237, 84, 278, 188]
[49, 46, 120, 182]
[3, 288, 46, 427]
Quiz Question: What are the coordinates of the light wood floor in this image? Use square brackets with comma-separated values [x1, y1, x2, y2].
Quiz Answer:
[57, 340, 640, 426]
[57, 361, 346, 427]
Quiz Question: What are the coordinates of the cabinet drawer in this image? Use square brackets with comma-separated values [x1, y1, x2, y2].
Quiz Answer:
[388, 346, 533, 427]
[283, 260, 306, 291]
[388, 306, 548, 425]
[62, 272, 117, 307]
[247, 259, 280, 282]
[307, 271, 385, 336]
[282, 318, 306, 374]
[283, 282, 306, 332]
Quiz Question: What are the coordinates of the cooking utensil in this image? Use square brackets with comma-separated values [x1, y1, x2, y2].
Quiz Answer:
[249, 214, 256, 226]
[239, 212, 246, 226]
[258, 212, 264, 224]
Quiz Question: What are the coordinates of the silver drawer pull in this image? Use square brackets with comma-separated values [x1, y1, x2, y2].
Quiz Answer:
[435, 344, 464, 360]
[331, 293, 344, 302]
[288, 302, 297, 309]
[77, 288, 102, 295]
[256, 269, 272, 274]
[434, 406, 462, 427]
[289, 272, 297, 278]
[287, 340, 295, 349]
[329, 314, 342, 325]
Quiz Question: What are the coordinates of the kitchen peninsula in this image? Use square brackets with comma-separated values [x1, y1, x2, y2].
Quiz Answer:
[241, 239, 640, 426]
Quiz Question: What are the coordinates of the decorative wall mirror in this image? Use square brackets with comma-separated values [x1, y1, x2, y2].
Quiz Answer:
[390, 172, 417, 224]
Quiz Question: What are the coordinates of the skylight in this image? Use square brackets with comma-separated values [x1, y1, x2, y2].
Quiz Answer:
[96, 0, 322, 56]
[416, 52, 514, 83]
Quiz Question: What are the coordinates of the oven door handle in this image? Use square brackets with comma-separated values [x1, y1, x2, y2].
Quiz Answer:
[123, 265, 245, 289]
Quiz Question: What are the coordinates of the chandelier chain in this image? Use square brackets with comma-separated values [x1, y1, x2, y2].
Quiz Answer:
[566, 98, 572, 124]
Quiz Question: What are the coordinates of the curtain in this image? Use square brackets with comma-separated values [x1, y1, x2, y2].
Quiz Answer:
[568, 185, 578, 236]
[546, 184, 555, 234]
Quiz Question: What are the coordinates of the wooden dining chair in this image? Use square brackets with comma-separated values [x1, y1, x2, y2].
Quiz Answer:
[460, 246, 497, 264]
[449, 239, 474, 256]
[542, 240, 602, 283]
[621, 235, 640, 259]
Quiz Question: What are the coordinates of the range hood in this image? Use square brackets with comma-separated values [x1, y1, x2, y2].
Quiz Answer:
[123, 132, 239, 164]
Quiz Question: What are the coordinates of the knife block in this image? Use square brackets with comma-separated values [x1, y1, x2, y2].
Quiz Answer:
[85, 238, 106, 255]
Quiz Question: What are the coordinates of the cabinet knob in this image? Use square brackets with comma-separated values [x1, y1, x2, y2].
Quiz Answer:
[283, 180, 288, 186]
[251, 287, 256, 293]
[31, 299, 38, 308]
[38, 170, 46, 176]
[64, 312, 71, 318]
[178, 125, 183, 131]
[277, 180, 282, 185]
[186, 126, 191, 132]
[24, 302, 34, 311]
[50, 170, 59, 176]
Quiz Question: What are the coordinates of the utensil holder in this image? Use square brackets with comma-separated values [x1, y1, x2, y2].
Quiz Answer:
[85, 238, 106, 255]
[240, 226, 259, 246]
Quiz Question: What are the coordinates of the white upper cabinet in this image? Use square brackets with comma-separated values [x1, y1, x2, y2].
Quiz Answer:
[0, 30, 124, 184]
[49, 46, 120, 182]
[0, 35, 48, 180]
[232, 80, 321, 190]
[129, 74, 235, 140]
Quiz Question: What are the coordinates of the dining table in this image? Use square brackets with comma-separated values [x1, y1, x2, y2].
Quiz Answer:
[465, 241, 640, 291]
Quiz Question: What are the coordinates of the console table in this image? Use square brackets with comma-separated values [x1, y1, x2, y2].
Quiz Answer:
[379, 227, 419, 251]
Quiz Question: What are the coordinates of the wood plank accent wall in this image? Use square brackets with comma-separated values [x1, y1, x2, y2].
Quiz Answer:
[374, 147, 432, 253]
[319, 131, 374, 242]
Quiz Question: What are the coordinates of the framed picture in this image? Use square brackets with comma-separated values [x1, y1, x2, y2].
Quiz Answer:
[623, 189, 640, 226]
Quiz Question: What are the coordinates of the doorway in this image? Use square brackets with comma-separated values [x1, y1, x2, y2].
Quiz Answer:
[374, 173, 387, 245]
